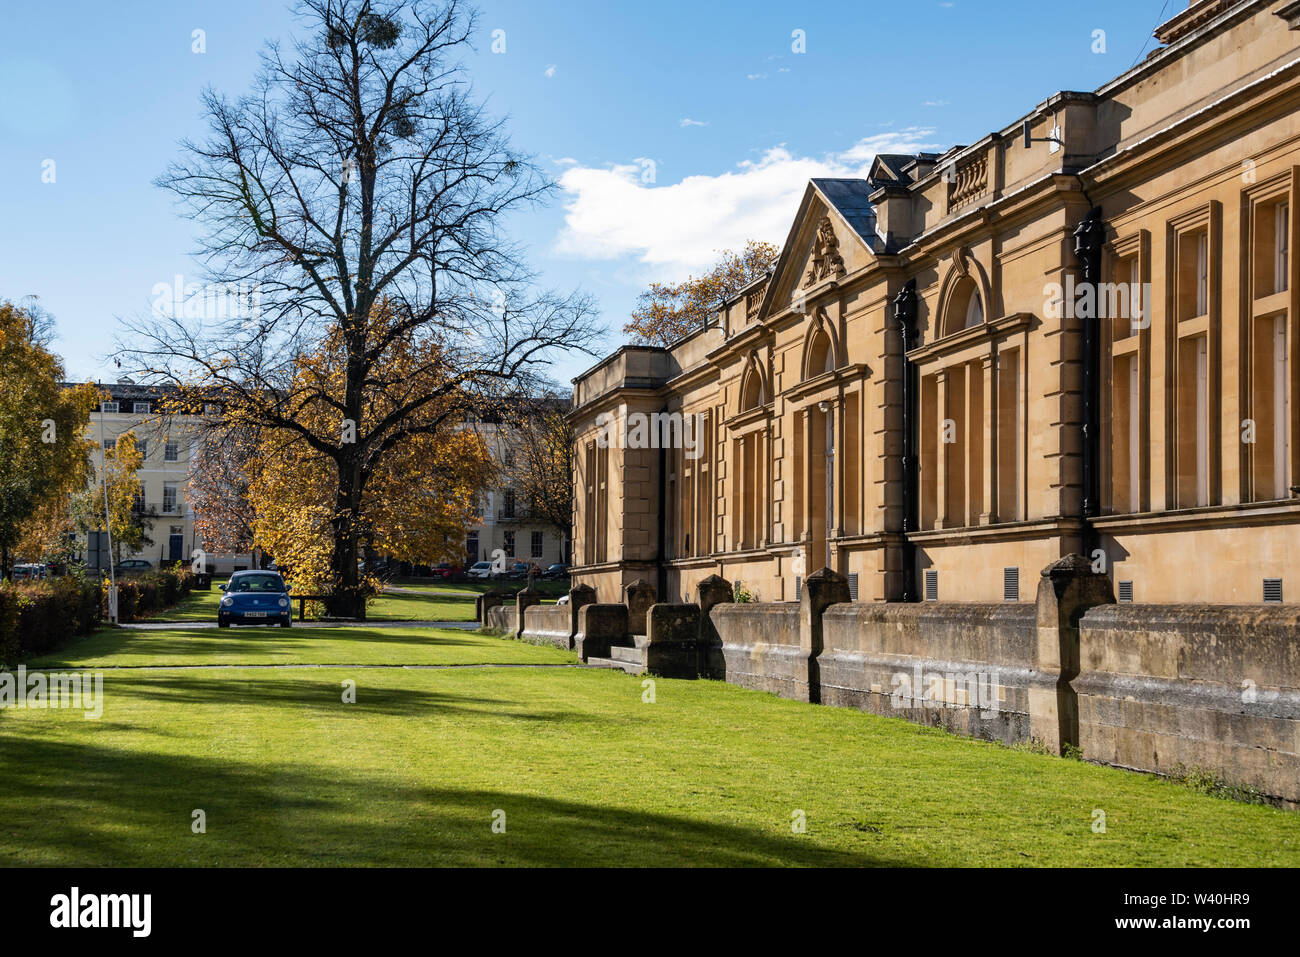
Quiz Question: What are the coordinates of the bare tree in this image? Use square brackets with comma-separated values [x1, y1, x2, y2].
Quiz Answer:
[116, 0, 599, 615]
[497, 391, 573, 554]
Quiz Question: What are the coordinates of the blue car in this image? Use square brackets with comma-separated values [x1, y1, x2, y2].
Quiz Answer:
[217, 570, 292, 628]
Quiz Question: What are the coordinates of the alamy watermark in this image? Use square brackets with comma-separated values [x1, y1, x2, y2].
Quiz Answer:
[595, 408, 707, 459]
[890, 663, 1000, 718]
[0, 666, 104, 719]
[1043, 275, 1152, 330]
[151, 274, 262, 322]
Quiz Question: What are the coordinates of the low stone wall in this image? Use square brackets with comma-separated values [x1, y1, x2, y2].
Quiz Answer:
[645, 603, 701, 678]
[1076, 604, 1300, 803]
[574, 604, 629, 662]
[710, 603, 808, 700]
[819, 602, 1037, 744]
[520, 603, 575, 650]
[483, 604, 516, 636]
[561, 564, 1300, 805]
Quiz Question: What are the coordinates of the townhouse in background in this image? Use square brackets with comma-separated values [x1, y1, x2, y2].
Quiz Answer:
[76, 381, 207, 570]
[70, 382, 572, 574]
[570, 0, 1300, 607]
[462, 410, 572, 569]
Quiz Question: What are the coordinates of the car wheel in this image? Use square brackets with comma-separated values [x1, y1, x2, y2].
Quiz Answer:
[218, 620, 230, 629]
[280, 619, 291, 628]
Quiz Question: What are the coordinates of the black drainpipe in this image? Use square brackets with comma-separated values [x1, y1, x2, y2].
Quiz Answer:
[656, 405, 669, 602]
[893, 279, 920, 602]
[1072, 207, 1105, 557]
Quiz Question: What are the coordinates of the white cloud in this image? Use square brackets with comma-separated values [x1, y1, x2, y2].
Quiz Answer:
[553, 129, 943, 274]
[746, 72, 767, 81]
[922, 99, 950, 107]
[679, 118, 708, 128]
[543, 64, 557, 78]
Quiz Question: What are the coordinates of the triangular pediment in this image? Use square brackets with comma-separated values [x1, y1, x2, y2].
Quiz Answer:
[758, 179, 881, 323]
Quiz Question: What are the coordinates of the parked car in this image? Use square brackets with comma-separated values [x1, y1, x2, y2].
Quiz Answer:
[505, 561, 536, 580]
[114, 559, 153, 577]
[542, 563, 570, 580]
[466, 561, 495, 580]
[11, 563, 47, 581]
[218, 570, 292, 628]
[431, 562, 462, 580]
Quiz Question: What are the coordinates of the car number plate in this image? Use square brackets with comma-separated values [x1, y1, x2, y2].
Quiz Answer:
[244, 611, 267, 618]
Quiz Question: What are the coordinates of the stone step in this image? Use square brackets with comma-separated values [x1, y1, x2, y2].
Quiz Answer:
[584, 656, 646, 676]
[630, 634, 649, 649]
[608, 645, 645, 664]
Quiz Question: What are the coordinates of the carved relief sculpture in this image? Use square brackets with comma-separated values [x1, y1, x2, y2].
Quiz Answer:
[803, 217, 847, 287]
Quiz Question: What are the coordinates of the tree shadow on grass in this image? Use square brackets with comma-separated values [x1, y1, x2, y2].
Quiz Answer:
[91, 672, 590, 721]
[26, 625, 515, 668]
[0, 734, 887, 866]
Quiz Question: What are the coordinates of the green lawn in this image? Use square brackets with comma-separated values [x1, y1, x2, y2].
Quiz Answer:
[2, 623, 1297, 866]
[26, 623, 569, 669]
[147, 583, 479, 623]
[390, 578, 570, 598]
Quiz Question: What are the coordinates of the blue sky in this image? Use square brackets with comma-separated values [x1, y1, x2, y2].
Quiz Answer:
[0, 0, 1172, 383]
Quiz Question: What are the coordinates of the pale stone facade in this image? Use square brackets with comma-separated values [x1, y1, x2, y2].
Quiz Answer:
[74, 382, 207, 569]
[571, 0, 1300, 608]
[461, 414, 570, 570]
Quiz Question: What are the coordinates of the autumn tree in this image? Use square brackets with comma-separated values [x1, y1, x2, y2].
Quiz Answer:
[189, 425, 260, 562]
[117, 0, 599, 615]
[244, 313, 493, 598]
[0, 300, 99, 577]
[496, 393, 573, 554]
[70, 429, 150, 566]
[623, 240, 780, 346]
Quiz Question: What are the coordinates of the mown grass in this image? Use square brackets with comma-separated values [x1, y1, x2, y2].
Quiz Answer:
[24, 623, 573, 669]
[3, 624, 1297, 867]
[390, 578, 570, 598]
[148, 582, 480, 623]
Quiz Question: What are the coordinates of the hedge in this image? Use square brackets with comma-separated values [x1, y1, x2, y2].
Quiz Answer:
[0, 565, 196, 665]
[101, 565, 196, 623]
[0, 575, 101, 664]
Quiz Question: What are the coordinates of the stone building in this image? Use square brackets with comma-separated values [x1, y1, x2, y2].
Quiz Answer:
[72, 381, 207, 569]
[461, 403, 572, 570]
[570, 0, 1300, 609]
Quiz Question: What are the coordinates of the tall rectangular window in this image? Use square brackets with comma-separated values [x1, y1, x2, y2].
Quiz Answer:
[1252, 312, 1291, 501]
[1195, 232, 1209, 317]
[1176, 336, 1209, 508]
[164, 440, 179, 462]
[1274, 315, 1289, 499]
[163, 482, 178, 513]
[503, 531, 515, 557]
[531, 531, 543, 559]
[1111, 353, 1142, 513]
[1276, 202, 1289, 295]
[997, 350, 1021, 521]
[1178, 228, 1210, 322]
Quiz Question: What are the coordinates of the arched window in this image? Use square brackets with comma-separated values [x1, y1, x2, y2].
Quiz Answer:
[964, 289, 984, 328]
[806, 328, 834, 379]
[740, 367, 765, 411]
[943, 276, 984, 336]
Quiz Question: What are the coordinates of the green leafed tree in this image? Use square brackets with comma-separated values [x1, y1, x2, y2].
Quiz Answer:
[0, 300, 99, 577]
[623, 240, 780, 347]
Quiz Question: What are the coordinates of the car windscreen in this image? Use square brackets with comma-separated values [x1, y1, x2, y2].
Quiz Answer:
[231, 574, 286, 593]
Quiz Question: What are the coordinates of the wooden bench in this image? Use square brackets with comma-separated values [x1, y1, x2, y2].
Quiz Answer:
[290, 594, 330, 621]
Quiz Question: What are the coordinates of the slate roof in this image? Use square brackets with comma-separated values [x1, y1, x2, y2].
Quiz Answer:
[810, 177, 881, 251]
